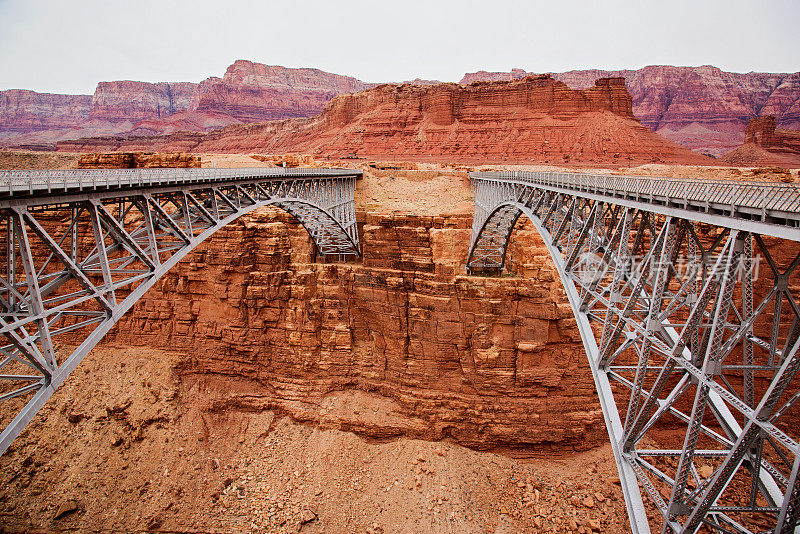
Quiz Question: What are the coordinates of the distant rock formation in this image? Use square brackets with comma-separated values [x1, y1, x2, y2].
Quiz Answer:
[58, 75, 712, 165]
[745, 115, 800, 153]
[461, 66, 800, 156]
[720, 115, 800, 167]
[89, 81, 197, 122]
[0, 60, 369, 145]
[191, 60, 370, 123]
[7, 61, 798, 159]
[0, 89, 91, 138]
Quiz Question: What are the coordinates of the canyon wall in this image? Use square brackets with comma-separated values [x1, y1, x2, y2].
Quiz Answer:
[0, 60, 368, 145]
[104, 207, 604, 451]
[0, 90, 91, 138]
[89, 81, 197, 122]
[191, 60, 369, 122]
[462, 65, 800, 156]
[57, 76, 713, 165]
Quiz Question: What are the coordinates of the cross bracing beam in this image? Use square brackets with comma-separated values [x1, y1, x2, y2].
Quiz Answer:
[467, 171, 800, 534]
[0, 167, 361, 455]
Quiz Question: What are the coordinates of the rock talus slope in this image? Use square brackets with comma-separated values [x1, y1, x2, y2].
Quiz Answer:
[721, 115, 800, 166]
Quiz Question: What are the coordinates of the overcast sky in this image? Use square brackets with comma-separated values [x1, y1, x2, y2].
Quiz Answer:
[1, 0, 798, 94]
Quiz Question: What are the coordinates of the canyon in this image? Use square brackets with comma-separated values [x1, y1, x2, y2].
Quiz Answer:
[0, 151, 797, 533]
[55, 76, 713, 165]
[0, 163, 634, 533]
[461, 66, 800, 156]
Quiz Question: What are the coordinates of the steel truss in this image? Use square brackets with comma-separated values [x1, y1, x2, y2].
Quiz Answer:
[468, 171, 800, 534]
[0, 167, 361, 455]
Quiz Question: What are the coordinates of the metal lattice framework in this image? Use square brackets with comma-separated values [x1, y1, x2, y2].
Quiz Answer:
[0, 167, 361, 455]
[468, 171, 800, 534]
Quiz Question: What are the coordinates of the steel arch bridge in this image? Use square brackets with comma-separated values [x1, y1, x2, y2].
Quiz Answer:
[468, 171, 800, 534]
[0, 167, 361, 455]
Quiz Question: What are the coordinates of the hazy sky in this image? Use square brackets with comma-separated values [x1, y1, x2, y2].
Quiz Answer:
[1, 0, 798, 94]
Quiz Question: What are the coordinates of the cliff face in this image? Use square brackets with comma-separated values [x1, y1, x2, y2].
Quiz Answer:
[0, 61, 367, 145]
[0, 89, 91, 135]
[320, 75, 636, 126]
[89, 80, 197, 122]
[105, 207, 603, 451]
[222, 60, 367, 94]
[461, 66, 800, 156]
[71, 75, 709, 165]
[191, 60, 368, 123]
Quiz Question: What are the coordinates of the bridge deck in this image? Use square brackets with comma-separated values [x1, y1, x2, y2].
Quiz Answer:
[0, 167, 362, 201]
[472, 171, 800, 240]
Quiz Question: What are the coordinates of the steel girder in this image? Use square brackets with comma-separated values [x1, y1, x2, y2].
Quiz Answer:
[0, 168, 361, 455]
[467, 171, 800, 534]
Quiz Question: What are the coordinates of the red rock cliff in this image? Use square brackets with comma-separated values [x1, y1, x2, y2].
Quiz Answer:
[462, 65, 800, 156]
[133, 75, 708, 165]
[1, 60, 369, 145]
[89, 80, 197, 122]
[106, 208, 604, 451]
[0, 89, 91, 135]
[191, 60, 369, 123]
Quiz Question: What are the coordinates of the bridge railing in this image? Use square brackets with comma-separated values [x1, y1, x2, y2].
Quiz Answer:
[473, 170, 800, 220]
[0, 167, 361, 196]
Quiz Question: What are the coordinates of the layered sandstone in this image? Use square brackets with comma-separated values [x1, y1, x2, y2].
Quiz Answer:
[191, 60, 369, 123]
[89, 81, 197, 122]
[102, 206, 602, 451]
[0, 340, 630, 533]
[0, 90, 91, 136]
[57, 76, 712, 165]
[1, 61, 368, 145]
[462, 66, 800, 156]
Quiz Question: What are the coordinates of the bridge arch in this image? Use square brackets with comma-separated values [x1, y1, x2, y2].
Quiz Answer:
[470, 196, 651, 531]
[0, 168, 361, 454]
[467, 171, 800, 534]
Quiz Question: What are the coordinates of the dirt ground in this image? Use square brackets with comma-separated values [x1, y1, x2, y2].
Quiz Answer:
[0, 344, 631, 534]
